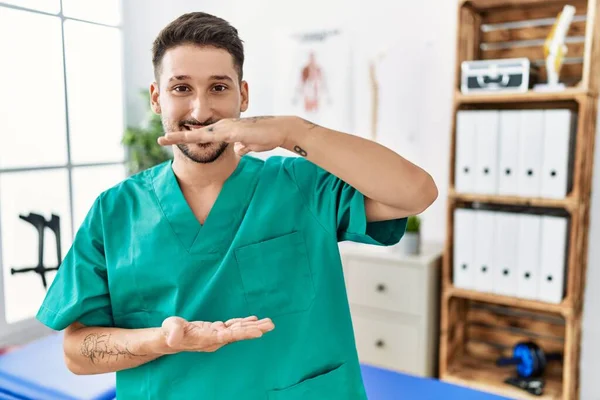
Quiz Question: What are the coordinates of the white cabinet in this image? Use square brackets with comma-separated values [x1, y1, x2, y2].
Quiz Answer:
[340, 242, 442, 377]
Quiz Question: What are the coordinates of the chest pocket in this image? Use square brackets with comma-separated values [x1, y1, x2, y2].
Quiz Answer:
[234, 231, 315, 317]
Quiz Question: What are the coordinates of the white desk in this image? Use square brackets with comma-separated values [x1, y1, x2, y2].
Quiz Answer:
[340, 242, 443, 377]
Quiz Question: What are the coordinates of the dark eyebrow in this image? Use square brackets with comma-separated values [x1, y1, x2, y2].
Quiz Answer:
[168, 75, 191, 83]
[167, 74, 234, 84]
[209, 75, 234, 83]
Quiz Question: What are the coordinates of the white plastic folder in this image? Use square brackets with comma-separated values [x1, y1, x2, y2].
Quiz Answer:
[453, 208, 476, 290]
[473, 210, 496, 293]
[473, 111, 500, 194]
[498, 111, 521, 196]
[493, 212, 519, 297]
[517, 110, 545, 197]
[516, 214, 542, 300]
[455, 111, 476, 193]
[538, 216, 568, 303]
[541, 110, 575, 199]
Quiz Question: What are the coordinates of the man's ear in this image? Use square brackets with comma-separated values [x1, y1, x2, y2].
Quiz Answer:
[150, 82, 161, 114]
[240, 80, 249, 113]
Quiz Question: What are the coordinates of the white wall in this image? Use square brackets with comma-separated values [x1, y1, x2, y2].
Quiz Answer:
[122, 0, 457, 245]
[580, 99, 600, 400]
[122, 1, 600, 398]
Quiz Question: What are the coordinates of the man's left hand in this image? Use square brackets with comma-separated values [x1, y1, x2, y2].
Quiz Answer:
[157, 116, 296, 156]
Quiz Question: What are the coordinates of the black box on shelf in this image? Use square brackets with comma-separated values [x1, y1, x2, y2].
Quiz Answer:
[461, 58, 539, 94]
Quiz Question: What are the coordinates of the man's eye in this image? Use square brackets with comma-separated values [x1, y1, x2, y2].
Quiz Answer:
[173, 86, 190, 92]
[212, 85, 227, 92]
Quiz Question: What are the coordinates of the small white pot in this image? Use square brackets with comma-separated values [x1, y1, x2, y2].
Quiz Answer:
[400, 232, 420, 255]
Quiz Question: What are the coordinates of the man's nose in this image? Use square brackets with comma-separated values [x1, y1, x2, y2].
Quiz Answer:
[190, 94, 213, 122]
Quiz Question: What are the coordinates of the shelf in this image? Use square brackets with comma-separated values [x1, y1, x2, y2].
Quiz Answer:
[455, 88, 590, 105]
[449, 190, 578, 212]
[442, 0, 599, 398]
[443, 354, 562, 400]
[445, 286, 569, 316]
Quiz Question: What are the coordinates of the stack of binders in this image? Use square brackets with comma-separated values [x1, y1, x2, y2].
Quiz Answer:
[454, 109, 576, 198]
[452, 108, 576, 304]
[453, 208, 569, 303]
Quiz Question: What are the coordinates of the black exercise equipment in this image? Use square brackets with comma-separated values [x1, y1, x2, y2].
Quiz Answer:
[504, 376, 545, 396]
[496, 341, 562, 378]
[11, 212, 62, 289]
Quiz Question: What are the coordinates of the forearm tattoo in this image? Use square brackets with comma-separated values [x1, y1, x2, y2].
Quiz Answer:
[292, 118, 318, 157]
[294, 146, 308, 157]
[80, 333, 144, 365]
[233, 116, 275, 123]
[301, 118, 318, 130]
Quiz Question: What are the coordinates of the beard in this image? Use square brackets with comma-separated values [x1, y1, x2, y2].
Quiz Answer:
[162, 117, 229, 164]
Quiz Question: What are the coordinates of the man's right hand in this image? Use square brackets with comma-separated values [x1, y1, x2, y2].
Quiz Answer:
[160, 316, 275, 354]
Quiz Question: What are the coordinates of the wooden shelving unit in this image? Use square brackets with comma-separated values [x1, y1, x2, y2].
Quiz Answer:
[444, 286, 570, 316]
[449, 189, 579, 211]
[456, 88, 592, 105]
[445, 354, 564, 400]
[440, 0, 600, 399]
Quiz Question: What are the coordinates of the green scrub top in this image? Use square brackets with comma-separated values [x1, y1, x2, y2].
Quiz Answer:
[36, 155, 407, 400]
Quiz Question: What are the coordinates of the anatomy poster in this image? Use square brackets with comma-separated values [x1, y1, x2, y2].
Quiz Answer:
[273, 29, 352, 133]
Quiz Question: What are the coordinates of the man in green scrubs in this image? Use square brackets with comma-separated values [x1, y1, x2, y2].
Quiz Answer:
[36, 12, 437, 400]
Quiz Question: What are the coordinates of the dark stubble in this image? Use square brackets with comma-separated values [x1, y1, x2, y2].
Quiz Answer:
[163, 117, 229, 164]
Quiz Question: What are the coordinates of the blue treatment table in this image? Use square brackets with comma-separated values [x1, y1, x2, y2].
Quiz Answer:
[360, 364, 513, 400]
[0, 332, 514, 400]
[0, 332, 115, 400]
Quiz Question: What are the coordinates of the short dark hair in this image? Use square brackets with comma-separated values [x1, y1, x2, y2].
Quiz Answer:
[152, 12, 244, 83]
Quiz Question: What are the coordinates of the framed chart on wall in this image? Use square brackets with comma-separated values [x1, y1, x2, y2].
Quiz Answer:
[273, 28, 352, 135]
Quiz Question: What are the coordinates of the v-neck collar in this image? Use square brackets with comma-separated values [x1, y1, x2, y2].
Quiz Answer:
[151, 155, 258, 255]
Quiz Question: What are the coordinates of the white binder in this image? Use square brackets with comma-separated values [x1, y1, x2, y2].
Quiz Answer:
[453, 208, 476, 290]
[455, 111, 476, 193]
[498, 111, 520, 196]
[474, 111, 500, 194]
[516, 214, 542, 300]
[541, 110, 574, 199]
[473, 210, 496, 293]
[538, 216, 568, 303]
[494, 212, 519, 297]
[517, 110, 544, 197]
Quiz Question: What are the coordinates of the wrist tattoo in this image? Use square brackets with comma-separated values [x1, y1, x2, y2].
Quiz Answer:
[294, 146, 308, 157]
[80, 333, 144, 364]
[301, 118, 319, 130]
[233, 116, 275, 124]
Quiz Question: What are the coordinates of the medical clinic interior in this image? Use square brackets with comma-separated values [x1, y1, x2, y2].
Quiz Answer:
[1, 0, 600, 399]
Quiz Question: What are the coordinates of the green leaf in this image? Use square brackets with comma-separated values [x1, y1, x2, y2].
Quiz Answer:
[406, 215, 421, 233]
[121, 90, 172, 175]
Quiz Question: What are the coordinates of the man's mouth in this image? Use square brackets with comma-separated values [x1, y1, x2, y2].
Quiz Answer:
[179, 124, 211, 147]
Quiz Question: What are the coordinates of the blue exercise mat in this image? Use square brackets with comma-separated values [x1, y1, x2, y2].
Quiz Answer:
[0, 332, 514, 400]
[0, 332, 115, 400]
[360, 364, 513, 400]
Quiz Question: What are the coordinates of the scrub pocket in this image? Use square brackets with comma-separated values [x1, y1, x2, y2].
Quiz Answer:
[267, 362, 352, 400]
[234, 231, 315, 317]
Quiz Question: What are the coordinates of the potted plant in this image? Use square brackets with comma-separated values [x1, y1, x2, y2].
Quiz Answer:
[122, 90, 172, 175]
[401, 215, 421, 255]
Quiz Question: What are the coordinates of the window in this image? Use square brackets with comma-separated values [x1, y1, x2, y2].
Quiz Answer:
[0, 1, 125, 343]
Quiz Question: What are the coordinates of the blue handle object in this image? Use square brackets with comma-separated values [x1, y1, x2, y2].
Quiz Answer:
[496, 342, 539, 378]
[496, 357, 522, 367]
[514, 343, 537, 378]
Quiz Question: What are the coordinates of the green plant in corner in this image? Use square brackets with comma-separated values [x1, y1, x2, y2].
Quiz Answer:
[122, 89, 172, 175]
[406, 215, 421, 233]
